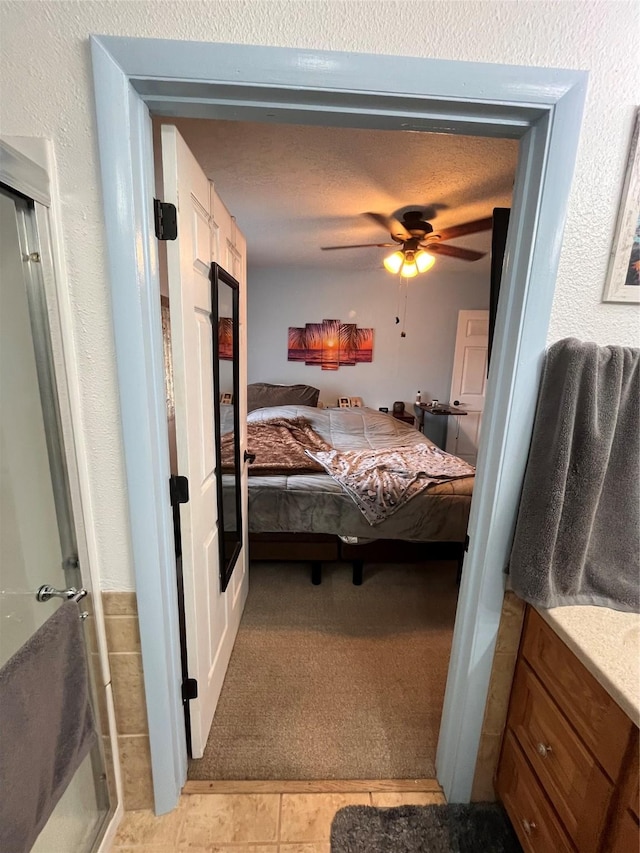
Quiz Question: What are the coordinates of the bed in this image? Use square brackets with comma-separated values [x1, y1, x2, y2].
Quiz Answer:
[232, 402, 475, 583]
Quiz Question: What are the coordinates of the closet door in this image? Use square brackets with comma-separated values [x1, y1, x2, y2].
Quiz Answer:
[161, 126, 248, 758]
[446, 310, 489, 466]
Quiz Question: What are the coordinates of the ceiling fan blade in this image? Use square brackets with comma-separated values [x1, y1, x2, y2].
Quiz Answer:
[321, 242, 397, 251]
[428, 243, 486, 262]
[430, 216, 493, 243]
[364, 212, 412, 241]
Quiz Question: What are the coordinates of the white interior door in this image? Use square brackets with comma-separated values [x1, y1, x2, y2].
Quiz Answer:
[446, 310, 489, 465]
[161, 125, 248, 758]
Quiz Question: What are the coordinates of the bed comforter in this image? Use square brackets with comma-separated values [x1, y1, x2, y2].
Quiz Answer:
[241, 405, 474, 543]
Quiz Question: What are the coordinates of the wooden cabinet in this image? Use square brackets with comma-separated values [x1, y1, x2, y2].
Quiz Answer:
[520, 607, 631, 780]
[496, 607, 639, 853]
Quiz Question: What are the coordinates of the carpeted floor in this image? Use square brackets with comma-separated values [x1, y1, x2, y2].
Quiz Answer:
[188, 561, 459, 780]
[330, 804, 522, 852]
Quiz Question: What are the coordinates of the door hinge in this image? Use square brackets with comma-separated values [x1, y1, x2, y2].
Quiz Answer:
[464, 534, 470, 552]
[182, 677, 198, 702]
[154, 199, 177, 241]
[169, 475, 189, 506]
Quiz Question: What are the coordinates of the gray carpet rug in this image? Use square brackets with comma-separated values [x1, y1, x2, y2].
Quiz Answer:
[188, 561, 458, 780]
[331, 804, 522, 852]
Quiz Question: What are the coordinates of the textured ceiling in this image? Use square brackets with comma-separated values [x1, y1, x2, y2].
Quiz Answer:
[159, 118, 519, 274]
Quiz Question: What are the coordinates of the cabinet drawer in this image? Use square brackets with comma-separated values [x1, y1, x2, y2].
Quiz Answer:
[607, 808, 639, 853]
[509, 660, 613, 851]
[496, 730, 574, 853]
[522, 609, 633, 780]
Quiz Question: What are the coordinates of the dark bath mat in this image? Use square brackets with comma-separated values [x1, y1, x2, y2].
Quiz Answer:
[331, 803, 522, 853]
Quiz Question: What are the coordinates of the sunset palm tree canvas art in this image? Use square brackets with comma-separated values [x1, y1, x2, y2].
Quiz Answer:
[354, 327, 374, 363]
[218, 317, 233, 360]
[287, 327, 307, 362]
[321, 319, 340, 370]
[287, 319, 374, 368]
[304, 323, 324, 365]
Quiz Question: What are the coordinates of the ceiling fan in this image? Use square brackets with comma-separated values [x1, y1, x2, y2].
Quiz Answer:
[321, 210, 493, 277]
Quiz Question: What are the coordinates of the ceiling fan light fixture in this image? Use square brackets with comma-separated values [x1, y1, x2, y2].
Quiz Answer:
[415, 250, 435, 273]
[383, 250, 404, 274]
[400, 251, 418, 278]
[384, 247, 435, 278]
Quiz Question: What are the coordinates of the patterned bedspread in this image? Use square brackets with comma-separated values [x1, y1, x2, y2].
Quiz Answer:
[221, 417, 331, 475]
[307, 443, 475, 525]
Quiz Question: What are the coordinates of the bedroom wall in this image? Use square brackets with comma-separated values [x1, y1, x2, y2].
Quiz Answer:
[247, 264, 490, 411]
[0, 0, 637, 595]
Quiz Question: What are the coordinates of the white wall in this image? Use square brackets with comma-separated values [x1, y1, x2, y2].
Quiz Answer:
[1, 0, 637, 590]
[248, 264, 489, 410]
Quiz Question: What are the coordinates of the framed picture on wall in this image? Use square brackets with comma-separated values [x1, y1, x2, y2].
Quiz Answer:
[603, 108, 640, 303]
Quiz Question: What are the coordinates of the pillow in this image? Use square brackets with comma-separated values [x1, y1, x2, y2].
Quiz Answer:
[247, 383, 320, 412]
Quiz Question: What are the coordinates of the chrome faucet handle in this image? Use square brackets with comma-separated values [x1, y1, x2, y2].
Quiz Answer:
[36, 585, 88, 603]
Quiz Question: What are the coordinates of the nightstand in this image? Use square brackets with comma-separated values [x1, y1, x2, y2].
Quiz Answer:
[413, 403, 467, 449]
[392, 410, 416, 426]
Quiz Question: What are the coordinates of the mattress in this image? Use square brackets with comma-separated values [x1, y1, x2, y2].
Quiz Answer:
[243, 405, 473, 543]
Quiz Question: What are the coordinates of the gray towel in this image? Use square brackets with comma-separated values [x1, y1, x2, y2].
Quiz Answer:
[0, 600, 97, 852]
[509, 338, 639, 613]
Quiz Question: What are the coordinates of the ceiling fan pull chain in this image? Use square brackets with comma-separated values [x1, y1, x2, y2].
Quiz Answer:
[400, 275, 409, 338]
[402, 278, 409, 338]
[395, 275, 403, 326]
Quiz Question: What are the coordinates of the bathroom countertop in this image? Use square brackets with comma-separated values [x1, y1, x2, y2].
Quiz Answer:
[537, 605, 640, 727]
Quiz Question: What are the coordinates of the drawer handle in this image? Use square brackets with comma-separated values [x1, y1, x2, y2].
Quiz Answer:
[536, 742, 553, 759]
[522, 819, 537, 835]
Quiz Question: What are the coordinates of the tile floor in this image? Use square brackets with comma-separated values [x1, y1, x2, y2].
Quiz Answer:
[113, 790, 446, 851]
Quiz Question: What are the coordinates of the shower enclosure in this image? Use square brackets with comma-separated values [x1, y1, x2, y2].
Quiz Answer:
[0, 144, 116, 851]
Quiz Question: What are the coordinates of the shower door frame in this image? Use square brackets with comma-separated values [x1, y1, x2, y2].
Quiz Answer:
[0, 139, 122, 852]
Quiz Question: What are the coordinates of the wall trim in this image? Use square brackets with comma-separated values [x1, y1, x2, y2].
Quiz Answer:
[91, 40, 188, 815]
[90, 36, 587, 811]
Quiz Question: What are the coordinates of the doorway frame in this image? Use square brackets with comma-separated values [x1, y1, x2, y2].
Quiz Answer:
[90, 36, 587, 813]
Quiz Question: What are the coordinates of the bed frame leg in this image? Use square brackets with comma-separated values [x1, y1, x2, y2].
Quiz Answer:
[311, 562, 322, 585]
[352, 560, 364, 586]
